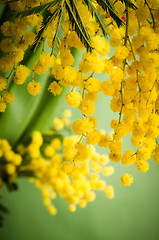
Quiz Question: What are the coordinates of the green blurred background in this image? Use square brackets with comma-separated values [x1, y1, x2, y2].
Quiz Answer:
[1, 92, 159, 240]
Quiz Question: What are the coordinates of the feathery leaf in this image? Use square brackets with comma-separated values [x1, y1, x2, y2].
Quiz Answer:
[96, 0, 124, 27]
[65, 0, 92, 52]
[51, 8, 64, 57]
[70, 0, 90, 40]
[83, 0, 109, 36]
[14, 0, 59, 18]
[119, 0, 137, 9]
[31, 8, 60, 53]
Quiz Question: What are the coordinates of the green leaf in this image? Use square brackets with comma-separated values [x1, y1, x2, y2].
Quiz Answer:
[83, 0, 109, 36]
[13, 0, 59, 18]
[70, 0, 90, 40]
[119, 0, 137, 10]
[65, 0, 92, 52]
[51, 8, 64, 57]
[96, 0, 124, 27]
[31, 8, 60, 53]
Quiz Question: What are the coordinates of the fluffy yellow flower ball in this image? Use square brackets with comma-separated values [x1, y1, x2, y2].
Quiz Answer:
[27, 80, 42, 96]
[48, 81, 62, 96]
[66, 91, 82, 107]
[120, 174, 133, 187]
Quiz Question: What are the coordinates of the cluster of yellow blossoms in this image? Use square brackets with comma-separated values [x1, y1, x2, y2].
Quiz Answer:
[0, 110, 114, 214]
[0, 0, 159, 211]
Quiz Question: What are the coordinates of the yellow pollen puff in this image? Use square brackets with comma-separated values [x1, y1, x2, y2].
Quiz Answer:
[103, 166, 114, 176]
[86, 130, 101, 145]
[78, 99, 95, 115]
[66, 91, 82, 107]
[44, 198, 51, 206]
[91, 162, 101, 172]
[101, 80, 114, 97]
[105, 186, 114, 199]
[109, 152, 122, 163]
[10, 47, 24, 65]
[122, 149, 136, 166]
[53, 117, 64, 131]
[72, 118, 94, 135]
[79, 52, 105, 74]
[13, 154, 22, 166]
[6, 163, 16, 175]
[32, 131, 43, 146]
[91, 35, 110, 55]
[48, 81, 62, 95]
[79, 200, 87, 208]
[51, 138, 61, 149]
[89, 116, 97, 129]
[85, 77, 101, 93]
[5, 151, 14, 161]
[63, 109, 72, 118]
[84, 191, 96, 202]
[50, 191, 57, 199]
[62, 66, 77, 84]
[0, 77, 7, 90]
[136, 160, 149, 173]
[85, 92, 98, 102]
[33, 53, 54, 75]
[0, 139, 11, 152]
[120, 174, 133, 187]
[91, 173, 99, 180]
[3, 92, 14, 103]
[0, 100, 7, 112]
[27, 81, 42, 96]
[47, 205, 57, 215]
[14, 65, 31, 85]
[63, 119, 70, 126]
[68, 204, 76, 212]
[98, 134, 111, 148]
[60, 47, 74, 66]
[94, 180, 106, 190]
[44, 145, 55, 157]
[75, 142, 90, 161]
[0, 38, 13, 52]
[99, 154, 109, 165]
[113, 46, 129, 61]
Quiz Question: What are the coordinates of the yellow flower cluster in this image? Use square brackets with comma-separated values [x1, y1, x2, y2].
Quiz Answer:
[0, 0, 159, 193]
[0, 111, 114, 214]
[28, 132, 114, 214]
[0, 139, 22, 183]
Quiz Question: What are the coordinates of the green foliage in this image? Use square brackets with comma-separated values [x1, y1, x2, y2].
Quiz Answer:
[51, 8, 64, 57]
[0, 200, 9, 227]
[119, 0, 137, 9]
[1, 0, 137, 57]
[83, 0, 109, 36]
[31, 8, 59, 53]
[96, 0, 123, 27]
[65, 0, 92, 52]
[14, 0, 59, 18]
[8, 0, 125, 57]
